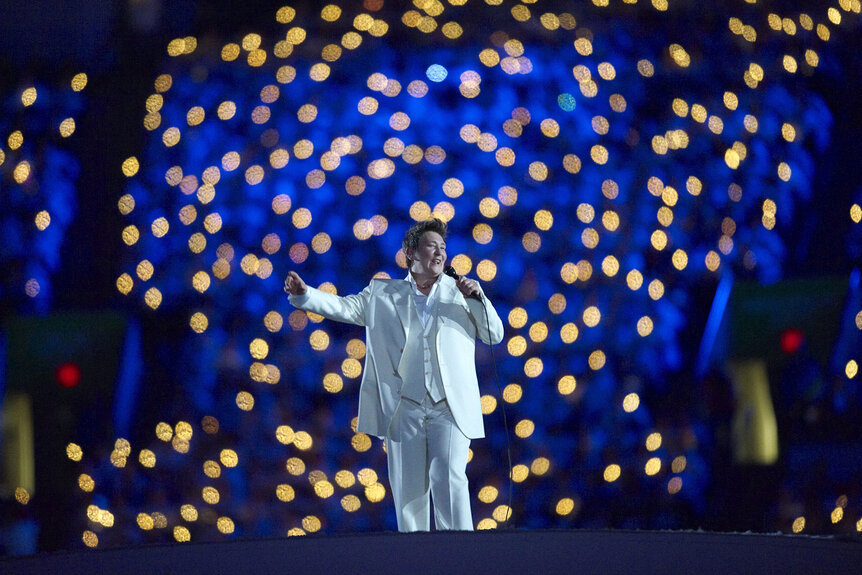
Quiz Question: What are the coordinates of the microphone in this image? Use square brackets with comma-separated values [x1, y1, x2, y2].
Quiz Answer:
[444, 265, 482, 301]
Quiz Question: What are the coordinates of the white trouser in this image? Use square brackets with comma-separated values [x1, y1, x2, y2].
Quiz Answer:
[385, 393, 473, 532]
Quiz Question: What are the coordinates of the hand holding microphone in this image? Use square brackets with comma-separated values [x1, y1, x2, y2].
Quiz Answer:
[444, 266, 482, 301]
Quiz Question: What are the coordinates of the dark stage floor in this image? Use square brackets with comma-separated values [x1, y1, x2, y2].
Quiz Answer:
[3, 528, 861, 575]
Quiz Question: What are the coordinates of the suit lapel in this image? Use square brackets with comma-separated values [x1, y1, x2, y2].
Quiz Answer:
[385, 280, 412, 337]
[434, 275, 460, 347]
[388, 274, 458, 342]
[436, 274, 459, 306]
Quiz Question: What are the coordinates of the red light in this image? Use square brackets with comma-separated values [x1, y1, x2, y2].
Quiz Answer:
[780, 329, 804, 354]
[56, 363, 82, 388]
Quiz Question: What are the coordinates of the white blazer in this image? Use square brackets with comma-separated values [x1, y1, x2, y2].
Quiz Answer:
[289, 274, 504, 439]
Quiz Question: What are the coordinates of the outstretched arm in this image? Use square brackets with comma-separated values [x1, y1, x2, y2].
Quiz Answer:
[284, 271, 370, 327]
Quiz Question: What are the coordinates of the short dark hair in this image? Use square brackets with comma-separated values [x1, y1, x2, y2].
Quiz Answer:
[402, 218, 447, 267]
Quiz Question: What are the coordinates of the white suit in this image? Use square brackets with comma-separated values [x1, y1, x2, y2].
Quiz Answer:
[289, 273, 504, 530]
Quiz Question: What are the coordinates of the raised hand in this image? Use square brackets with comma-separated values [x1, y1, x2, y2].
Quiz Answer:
[283, 271, 307, 296]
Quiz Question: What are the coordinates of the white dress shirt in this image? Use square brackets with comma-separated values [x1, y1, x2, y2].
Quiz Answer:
[406, 273, 441, 327]
[404, 273, 445, 402]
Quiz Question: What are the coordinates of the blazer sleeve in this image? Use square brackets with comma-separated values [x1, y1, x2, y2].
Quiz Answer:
[465, 294, 505, 345]
[288, 283, 373, 327]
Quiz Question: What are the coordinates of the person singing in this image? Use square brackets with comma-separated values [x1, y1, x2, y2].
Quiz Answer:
[284, 218, 504, 531]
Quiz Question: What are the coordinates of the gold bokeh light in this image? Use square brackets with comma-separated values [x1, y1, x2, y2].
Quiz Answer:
[95, 0, 861, 543]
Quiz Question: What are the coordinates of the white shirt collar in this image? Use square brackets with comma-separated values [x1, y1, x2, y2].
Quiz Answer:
[406, 272, 442, 298]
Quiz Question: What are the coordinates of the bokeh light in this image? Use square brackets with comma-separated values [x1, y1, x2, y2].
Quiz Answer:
[12, 0, 842, 546]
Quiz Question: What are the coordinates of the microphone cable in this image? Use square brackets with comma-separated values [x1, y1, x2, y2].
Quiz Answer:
[480, 295, 515, 529]
[445, 266, 514, 529]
